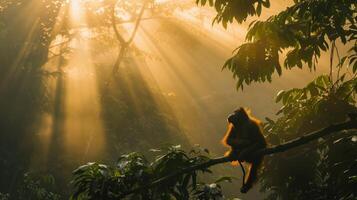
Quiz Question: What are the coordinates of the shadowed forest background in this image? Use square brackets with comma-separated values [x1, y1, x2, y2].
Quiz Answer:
[0, 0, 356, 199]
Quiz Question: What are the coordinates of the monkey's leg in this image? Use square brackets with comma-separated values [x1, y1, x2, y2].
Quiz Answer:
[240, 157, 263, 193]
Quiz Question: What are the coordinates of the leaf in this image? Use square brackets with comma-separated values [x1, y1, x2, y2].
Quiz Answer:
[262, 0, 270, 8]
[276, 90, 285, 103]
[192, 172, 197, 189]
[265, 117, 275, 126]
[256, 3, 262, 16]
[172, 145, 182, 150]
[204, 148, 209, 154]
[182, 174, 191, 188]
[349, 176, 357, 183]
[214, 176, 234, 184]
[149, 149, 161, 152]
[307, 83, 319, 96]
[353, 61, 357, 73]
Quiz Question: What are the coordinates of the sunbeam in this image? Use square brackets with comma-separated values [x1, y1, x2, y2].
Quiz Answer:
[62, 0, 106, 160]
[32, 0, 107, 170]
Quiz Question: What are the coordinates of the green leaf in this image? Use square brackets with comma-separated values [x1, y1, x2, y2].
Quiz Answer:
[256, 3, 262, 16]
[214, 176, 234, 184]
[276, 90, 285, 103]
[353, 61, 357, 73]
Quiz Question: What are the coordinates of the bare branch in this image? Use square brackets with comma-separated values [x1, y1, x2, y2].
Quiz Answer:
[111, 1, 148, 73]
[111, 3, 126, 44]
[127, 1, 148, 44]
[329, 41, 335, 85]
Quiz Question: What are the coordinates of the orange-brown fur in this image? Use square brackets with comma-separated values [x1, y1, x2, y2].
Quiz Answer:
[222, 108, 266, 193]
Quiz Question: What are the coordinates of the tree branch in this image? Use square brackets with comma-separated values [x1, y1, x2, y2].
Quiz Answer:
[111, 1, 148, 73]
[127, 1, 148, 44]
[255, 118, 356, 157]
[119, 118, 357, 198]
[111, 3, 126, 45]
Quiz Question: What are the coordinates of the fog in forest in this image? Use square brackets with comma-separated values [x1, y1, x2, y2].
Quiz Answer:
[1, 0, 353, 199]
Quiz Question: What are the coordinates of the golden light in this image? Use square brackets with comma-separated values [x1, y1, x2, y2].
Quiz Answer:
[28, 0, 319, 170]
[32, 0, 107, 169]
[65, 0, 107, 160]
[70, 0, 84, 25]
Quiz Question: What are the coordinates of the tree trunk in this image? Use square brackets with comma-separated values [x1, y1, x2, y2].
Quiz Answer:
[112, 45, 127, 74]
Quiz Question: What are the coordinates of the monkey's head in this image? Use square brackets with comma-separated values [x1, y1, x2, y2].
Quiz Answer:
[227, 107, 250, 126]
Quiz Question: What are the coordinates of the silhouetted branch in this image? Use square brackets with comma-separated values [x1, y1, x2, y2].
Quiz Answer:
[111, 4, 126, 44]
[254, 117, 357, 157]
[119, 118, 357, 198]
[111, 1, 148, 73]
[127, 2, 147, 44]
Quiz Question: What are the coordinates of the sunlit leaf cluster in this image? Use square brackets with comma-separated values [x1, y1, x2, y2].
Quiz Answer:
[71, 145, 229, 200]
[196, 0, 270, 27]
[200, 0, 357, 89]
[265, 75, 356, 141]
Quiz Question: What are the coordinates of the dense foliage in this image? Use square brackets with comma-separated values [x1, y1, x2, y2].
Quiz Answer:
[262, 75, 357, 199]
[0, 173, 61, 200]
[71, 146, 227, 199]
[199, 0, 357, 89]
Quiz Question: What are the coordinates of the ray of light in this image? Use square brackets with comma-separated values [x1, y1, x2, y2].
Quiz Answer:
[61, 0, 106, 161]
[115, 0, 331, 149]
[0, 0, 41, 91]
[0, 1, 70, 170]
[70, 0, 84, 25]
[63, 36, 106, 160]
[30, 1, 72, 169]
[32, 0, 107, 170]
[31, 0, 333, 169]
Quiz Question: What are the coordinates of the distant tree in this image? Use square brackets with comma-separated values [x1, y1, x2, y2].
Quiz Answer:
[79, 0, 152, 73]
[0, 0, 72, 72]
[77, 0, 191, 73]
[0, 0, 71, 194]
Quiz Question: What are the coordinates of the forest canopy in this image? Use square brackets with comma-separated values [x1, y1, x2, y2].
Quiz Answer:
[0, 0, 356, 199]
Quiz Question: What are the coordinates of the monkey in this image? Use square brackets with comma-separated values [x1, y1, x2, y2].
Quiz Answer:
[222, 107, 267, 193]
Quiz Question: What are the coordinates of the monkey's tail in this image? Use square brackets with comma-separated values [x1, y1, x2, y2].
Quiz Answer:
[237, 160, 246, 187]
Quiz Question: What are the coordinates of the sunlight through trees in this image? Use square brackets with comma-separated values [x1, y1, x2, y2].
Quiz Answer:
[0, 0, 356, 199]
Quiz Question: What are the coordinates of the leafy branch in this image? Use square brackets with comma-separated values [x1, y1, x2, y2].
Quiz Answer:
[198, 0, 357, 89]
